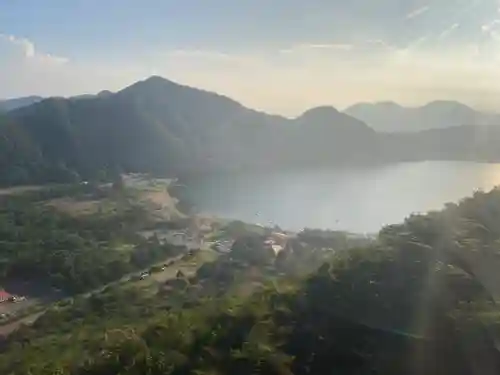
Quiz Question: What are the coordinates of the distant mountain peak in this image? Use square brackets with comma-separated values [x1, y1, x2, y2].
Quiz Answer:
[118, 75, 178, 95]
[135, 75, 177, 88]
[97, 90, 113, 97]
[424, 100, 465, 106]
[144, 75, 171, 82]
[298, 106, 340, 119]
[421, 100, 473, 111]
[116, 75, 245, 114]
[374, 101, 403, 108]
[345, 99, 491, 132]
[296, 105, 373, 134]
[350, 100, 400, 106]
[143, 75, 174, 85]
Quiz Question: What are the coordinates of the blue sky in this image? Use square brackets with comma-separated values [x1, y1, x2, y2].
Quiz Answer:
[1, 0, 500, 115]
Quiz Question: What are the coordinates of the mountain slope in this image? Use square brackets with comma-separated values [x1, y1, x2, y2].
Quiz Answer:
[345, 100, 500, 132]
[0, 77, 375, 185]
[289, 106, 378, 164]
[2, 77, 500, 186]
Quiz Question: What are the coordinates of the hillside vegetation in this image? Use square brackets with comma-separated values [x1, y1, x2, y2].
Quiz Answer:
[1, 188, 500, 374]
[0, 182, 183, 295]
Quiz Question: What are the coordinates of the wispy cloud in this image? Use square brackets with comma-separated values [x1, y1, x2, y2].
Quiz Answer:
[298, 43, 354, 50]
[482, 19, 500, 41]
[0, 33, 68, 64]
[164, 48, 265, 69]
[279, 43, 354, 54]
[365, 39, 395, 50]
[167, 49, 234, 59]
[406, 5, 430, 20]
[0, 34, 35, 57]
[438, 23, 460, 40]
[398, 36, 430, 55]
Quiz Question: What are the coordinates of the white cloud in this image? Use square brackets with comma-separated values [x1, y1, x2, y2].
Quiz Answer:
[0, 33, 68, 65]
[406, 5, 430, 19]
[365, 39, 395, 50]
[0, 33, 138, 99]
[482, 19, 500, 41]
[0, 34, 35, 57]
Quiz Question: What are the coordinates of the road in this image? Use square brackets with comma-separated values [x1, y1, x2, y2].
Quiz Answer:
[0, 252, 189, 338]
[82, 253, 186, 298]
[0, 227, 218, 338]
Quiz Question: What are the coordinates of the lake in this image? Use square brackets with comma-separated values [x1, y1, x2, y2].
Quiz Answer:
[181, 161, 500, 234]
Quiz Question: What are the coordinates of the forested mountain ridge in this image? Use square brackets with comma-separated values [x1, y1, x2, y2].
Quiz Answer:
[2, 76, 500, 186]
[0, 76, 376, 185]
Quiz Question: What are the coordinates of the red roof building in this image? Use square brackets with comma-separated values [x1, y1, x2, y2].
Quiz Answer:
[0, 290, 12, 303]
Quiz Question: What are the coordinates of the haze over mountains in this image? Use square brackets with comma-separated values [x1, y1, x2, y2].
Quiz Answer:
[345, 101, 500, 133]
[0, 91, 116, 113]
[4, 89, 500, 134]
[1, 76, 500, 186]
[0, 96, 43, 112]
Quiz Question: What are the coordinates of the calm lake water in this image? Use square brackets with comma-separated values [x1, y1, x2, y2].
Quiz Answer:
[182, 161, 500, 234]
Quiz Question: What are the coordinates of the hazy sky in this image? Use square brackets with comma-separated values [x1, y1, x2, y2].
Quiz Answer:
[2, 0, 500, 115]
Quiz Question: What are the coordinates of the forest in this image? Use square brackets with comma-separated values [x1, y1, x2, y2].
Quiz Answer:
[0, 183, 183, 294]
[0, 187, 500, 374]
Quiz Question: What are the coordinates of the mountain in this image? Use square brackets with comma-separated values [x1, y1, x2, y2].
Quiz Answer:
[0, 76, 374, 185]
[345, 100, 500, 132]
[296, 106, 372, 133]
[97, 90, 113, 97]
[0, 96, 43, 112]
[289, 106, 378, 164]
[69, 90, 114, 101]
[2, 76, 500, 186]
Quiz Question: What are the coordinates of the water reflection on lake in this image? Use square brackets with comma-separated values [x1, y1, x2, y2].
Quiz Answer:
[182, 161, 500, 234]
